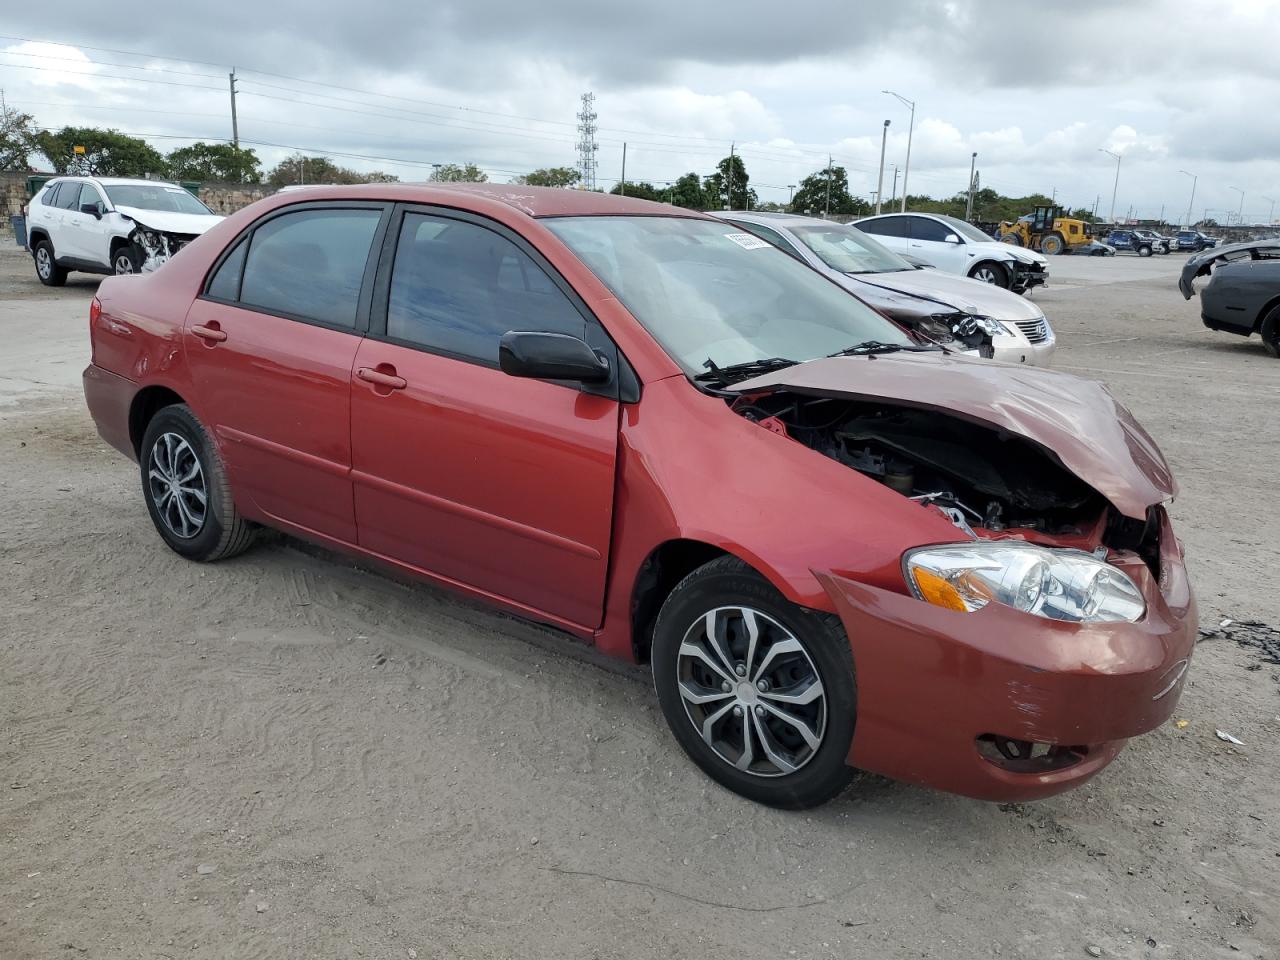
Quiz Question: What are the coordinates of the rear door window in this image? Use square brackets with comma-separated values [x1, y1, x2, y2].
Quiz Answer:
[384, 212, 586, 364]
[238, 208, 383, 329]
[859, 216, 908, 238]
[909, 218, 952, 242]
[54, 182, 82, 210]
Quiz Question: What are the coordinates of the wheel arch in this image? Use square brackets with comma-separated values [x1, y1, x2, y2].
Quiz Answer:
[629, 539, 732, 663]
[28, 227, 51, 250]
[1253, 295, 1280, 334]
[128, 385, 187, 457]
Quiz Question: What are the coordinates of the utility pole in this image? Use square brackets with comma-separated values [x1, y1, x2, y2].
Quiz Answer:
[1230, 186, 1244, 224]
[620, 142, 626, 196]
[1265, 196, 1277, 224]
[787, 184, 795, 210]
[875, 120, 890, 215]
[965, 152, 977, 221]
[725, 142, 734, 210]
[883, 90, 915, 212]
[228, 69, 240, 151]
[1051, 185, 1056, 205]
[1099, 148, 1121, 224]
[890, 165, 899, 205]
[1179, 170, 1197, 228]
[824, 154, 832, 218]
[1093, 195, 1100, 218]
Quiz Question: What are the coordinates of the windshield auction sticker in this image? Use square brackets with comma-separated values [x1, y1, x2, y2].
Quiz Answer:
[724, 232, 771, 250]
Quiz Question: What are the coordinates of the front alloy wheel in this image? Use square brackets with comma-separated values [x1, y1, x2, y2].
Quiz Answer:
[651, 555, 856, 809]
[677, 606, 827, 777]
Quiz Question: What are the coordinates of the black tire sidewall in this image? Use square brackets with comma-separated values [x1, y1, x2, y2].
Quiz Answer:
[651, 560, 856, 809]
[113, 244, 143, 275]
[139, 405, 234, 560]
[1261, 308, 1280, 358]
[34, 241, 64, 286]
[971, 261, 1009, 288]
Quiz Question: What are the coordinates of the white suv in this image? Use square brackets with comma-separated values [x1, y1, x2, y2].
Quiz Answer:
[26, 176, 223, 285]
[857, 212, 1049, 294]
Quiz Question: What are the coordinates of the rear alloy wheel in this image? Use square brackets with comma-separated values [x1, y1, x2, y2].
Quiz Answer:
[1138, 245, 1153, 258]
[652, 555, 856, 809]
[970, 261, 1010, 288]
[33, 240, 67, 287]
[1260, 306, 1280, 358]
[140, 404, 256, 562]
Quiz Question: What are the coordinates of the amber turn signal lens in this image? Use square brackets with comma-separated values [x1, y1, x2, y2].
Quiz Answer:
[912, 568, 970, 612]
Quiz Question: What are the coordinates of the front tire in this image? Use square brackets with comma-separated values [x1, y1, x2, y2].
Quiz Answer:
[969, 261, 1011, 288]
[33, 240, 67, 287]
[651, 555, 856, 809]
[1260, 306, 1280, 358]
[113, 243, 143, 275]
[139, 404, 256, 562]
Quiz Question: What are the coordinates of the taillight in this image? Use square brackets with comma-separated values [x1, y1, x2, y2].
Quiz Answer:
[89, 296, 102, 327]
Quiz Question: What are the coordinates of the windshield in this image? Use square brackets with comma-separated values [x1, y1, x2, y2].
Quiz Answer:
[936, 214, 996, 244]
[789, 222, 914, 274]
[544, 216, 911, 373]
[104, 184, 213, 216]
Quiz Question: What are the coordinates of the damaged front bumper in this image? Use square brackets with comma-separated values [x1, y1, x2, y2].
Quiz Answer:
[1010, 262, 1048, 291]
[817, 510, 1196, 801]
[132, 225, 198, 273]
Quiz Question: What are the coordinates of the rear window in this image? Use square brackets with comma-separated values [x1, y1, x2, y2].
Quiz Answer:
[237, 208, 382, 328]
[52, 182, 82, 210]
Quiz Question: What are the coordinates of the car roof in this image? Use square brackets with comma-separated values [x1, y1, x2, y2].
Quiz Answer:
[267, 182, 714, 220]
[48, 176, 183, 187]
[721, 210, 852, 229]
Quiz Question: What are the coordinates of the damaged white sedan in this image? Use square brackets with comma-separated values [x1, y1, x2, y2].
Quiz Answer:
[25, 176, 223, 285]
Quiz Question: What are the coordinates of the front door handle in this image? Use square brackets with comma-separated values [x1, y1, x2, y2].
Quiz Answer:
[191, 323, 227, 343]
[357, 366, 407, 390]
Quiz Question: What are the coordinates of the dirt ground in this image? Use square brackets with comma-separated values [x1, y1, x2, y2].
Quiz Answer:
[1, 241, 1277, 960]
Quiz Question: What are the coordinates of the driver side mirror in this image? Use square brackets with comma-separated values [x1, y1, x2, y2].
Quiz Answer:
[80, 202, 103, 220]
[499, 331, 611, 384]
[944, 233, 961, 244]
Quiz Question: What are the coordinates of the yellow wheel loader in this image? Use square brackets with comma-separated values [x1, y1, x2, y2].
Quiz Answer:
[998, 206, 1092, 255]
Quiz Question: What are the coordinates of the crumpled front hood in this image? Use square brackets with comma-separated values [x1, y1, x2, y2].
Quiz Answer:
[853, 269, 1046, 321]
[732, 352, 1175, 519]
[1179, 238, 1280, 300]
[114, 205, 224, 235]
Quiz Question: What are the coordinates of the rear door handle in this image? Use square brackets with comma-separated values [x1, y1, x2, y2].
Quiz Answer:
[191, 323, 227, 342]
[357, 366, 407, 390]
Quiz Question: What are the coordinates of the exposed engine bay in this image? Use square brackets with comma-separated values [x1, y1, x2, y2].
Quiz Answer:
[130, 223, 198, 272]
[733, 390, 1162, 567]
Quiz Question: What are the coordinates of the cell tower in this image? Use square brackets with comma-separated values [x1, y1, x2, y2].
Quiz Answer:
[577, 92, 599, 191]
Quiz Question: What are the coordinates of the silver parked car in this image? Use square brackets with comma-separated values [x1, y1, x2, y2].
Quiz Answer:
[720, 212, 1056, 366]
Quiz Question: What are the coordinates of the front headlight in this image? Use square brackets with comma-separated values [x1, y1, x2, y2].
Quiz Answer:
[904, 543, 1146, 623]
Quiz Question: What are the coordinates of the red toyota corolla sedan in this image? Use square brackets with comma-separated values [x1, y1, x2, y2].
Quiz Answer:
[83, 184, 1196, 809]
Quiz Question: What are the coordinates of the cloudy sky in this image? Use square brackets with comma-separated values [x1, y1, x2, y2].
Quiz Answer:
[3, 0, 1278, 223]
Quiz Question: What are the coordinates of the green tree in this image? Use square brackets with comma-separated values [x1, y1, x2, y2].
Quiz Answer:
[609, 181, 665, 202]
[35, 126, 167, 177]
[166, 142, 261, 183]
[669, 172, 707, 210]
[0, 101, 40, 171]
[702, 154, 756, 211]
[265, 154, 397, 187]
[789, 166, 866, 216]
[513, 166, 580, 187]
[429, 162, 488, 183]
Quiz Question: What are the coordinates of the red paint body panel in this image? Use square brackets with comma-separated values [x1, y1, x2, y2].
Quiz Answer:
[82, 184, 1199, 802]
[818, 510, 1195, 801]
[184, 299, 361, 542]
[349, 339, 618, 629]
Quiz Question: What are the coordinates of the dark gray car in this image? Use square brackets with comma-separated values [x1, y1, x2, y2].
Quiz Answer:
[1180, 239, 1280, 357]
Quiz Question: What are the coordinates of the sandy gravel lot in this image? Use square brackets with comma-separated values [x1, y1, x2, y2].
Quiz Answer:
[1, 242, 1277, 960]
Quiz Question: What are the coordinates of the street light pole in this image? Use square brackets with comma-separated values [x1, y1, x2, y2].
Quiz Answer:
[1099, 148, 1121, 224]
[1229, 186, 1244, 224]
[965, 151, 977, 221]
[883, 90, 915, 212]
[875, 120, 890, 215]
[1265, 196, 1277, 225]
[1179, 170, 1197, 229]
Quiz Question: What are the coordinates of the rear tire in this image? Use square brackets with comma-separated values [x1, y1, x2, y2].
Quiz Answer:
[1260, 306, 1280, 358]
[139, 404, 256, 562]
[969, 261, 1010, 288]
[651, 555, 857, 809]
[1137, 245, 1153, 257]
[33, 240, 67, 287]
